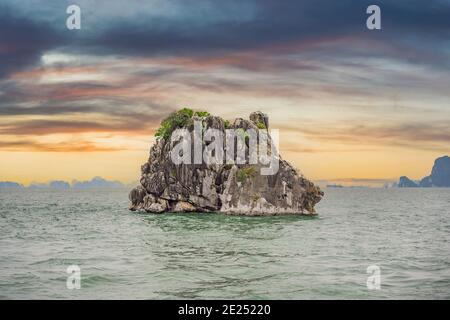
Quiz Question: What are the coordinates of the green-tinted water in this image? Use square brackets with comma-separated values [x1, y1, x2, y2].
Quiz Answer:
[0, 188, 449, 299]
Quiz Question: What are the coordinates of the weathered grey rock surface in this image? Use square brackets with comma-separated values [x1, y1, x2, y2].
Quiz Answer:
[129, 111, 323, 215]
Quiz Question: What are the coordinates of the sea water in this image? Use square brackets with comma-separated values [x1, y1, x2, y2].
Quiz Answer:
[0, 188, 449, 299]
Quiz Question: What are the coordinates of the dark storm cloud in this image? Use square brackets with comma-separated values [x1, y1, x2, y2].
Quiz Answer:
[2, 0, 449, 78]
[84, 1, 360, 56]
[83, 0, 450, 62]
[0, 6, 63, 78]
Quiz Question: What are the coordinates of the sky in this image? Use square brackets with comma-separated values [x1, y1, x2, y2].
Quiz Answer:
[0, 0, 449, 186]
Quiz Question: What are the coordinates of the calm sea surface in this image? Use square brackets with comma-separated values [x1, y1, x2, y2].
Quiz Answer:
[0, 188, 449, 299]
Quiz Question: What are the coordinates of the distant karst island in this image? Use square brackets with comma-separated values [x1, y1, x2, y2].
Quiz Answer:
[129, 109, 323, 215]
[396, 155, 450, 188]
[0, 177, 125, 189]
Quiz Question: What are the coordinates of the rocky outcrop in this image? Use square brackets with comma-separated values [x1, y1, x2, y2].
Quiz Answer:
[397, 155, 450, 188]
[397, 176, 418, 188]
[129, 110, 323, 215]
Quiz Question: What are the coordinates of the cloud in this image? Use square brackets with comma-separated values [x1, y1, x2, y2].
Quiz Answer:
[56, 0, 448, 75]
[1, 0, 449, 159]
[0, 116, 161, 136]
[281, 120, 450, 152]
[0, 5, 63, 79]
[0, 95, 172, 119]
[2, 0, 449, 80]
[0, 140, 124, 152]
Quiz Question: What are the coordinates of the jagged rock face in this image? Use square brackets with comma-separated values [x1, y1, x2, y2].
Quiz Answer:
[398, 176, 418, 188]
[129, 111, 323, 215]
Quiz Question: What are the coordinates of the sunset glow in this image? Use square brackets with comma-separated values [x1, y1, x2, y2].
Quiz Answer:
[1, 0, 449, 186]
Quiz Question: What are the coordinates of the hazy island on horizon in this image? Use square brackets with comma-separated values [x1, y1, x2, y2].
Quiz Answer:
[0, 176, 128, 189]
[2, 156, 449, 190]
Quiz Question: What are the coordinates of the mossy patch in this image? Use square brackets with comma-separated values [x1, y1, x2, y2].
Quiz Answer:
[194, 111, 210, 117]
[255, 120, 266, 129]
[236, 166, 257, 183]
[155, 108, 210, 139]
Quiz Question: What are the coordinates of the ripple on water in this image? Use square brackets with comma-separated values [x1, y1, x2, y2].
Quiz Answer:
[0, 188, 449, 299]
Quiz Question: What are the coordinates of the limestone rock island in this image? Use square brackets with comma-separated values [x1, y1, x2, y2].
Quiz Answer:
[129, 109, 323, 215]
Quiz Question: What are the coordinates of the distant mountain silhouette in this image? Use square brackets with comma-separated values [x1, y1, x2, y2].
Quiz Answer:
[419, 176, 433, 187]
[0, 181, 24, 188]
[428, 156, 450, 187]
[49, 181, 70, 189]
[0, 177, 125, 189]
[397, 155, 450, 188]
[326, 184, 344, 188]
[397, 176, 419, 188]
[28, 182, 50, 189]
[72, 177, 124, 189]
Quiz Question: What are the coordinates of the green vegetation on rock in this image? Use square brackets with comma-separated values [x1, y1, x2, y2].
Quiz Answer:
[194, 111, 210, 117]
[236, 166, 257, 183]
[156, 108, 211, 139]
[255, 120, 266, 129]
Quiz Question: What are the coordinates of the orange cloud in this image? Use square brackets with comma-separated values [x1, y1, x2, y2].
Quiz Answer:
[0, 119, 158, 136]
[278, 121, 450, 152]
[0, 140, 125, 152]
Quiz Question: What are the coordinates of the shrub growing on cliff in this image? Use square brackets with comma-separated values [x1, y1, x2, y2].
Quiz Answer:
[194, 111, 210, 117]
[255, 120, 266, 129]
[155, 108, 195, 139]
[236, 166, 257, 183]
[156, 109, 239, 139]
[155, 108, 193, 139]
